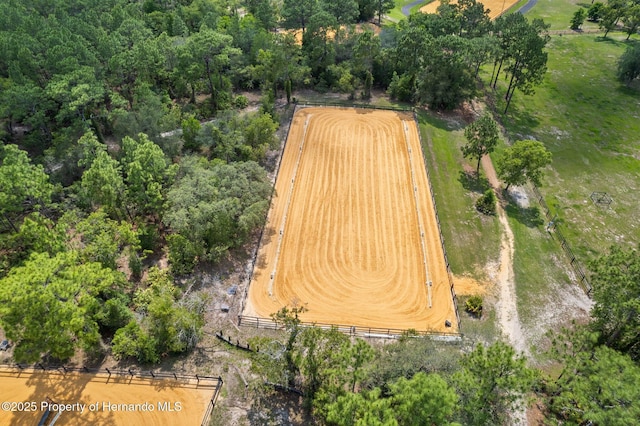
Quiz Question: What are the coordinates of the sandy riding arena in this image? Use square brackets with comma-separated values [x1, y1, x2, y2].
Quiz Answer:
[244, 107, 457, 333]
[420, 0, 521, 19]
[0, 367, 218, 425]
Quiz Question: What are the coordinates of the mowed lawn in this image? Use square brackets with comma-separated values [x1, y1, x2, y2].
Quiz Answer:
[495, 34, 640, 262]
[417, 112, 502, 279]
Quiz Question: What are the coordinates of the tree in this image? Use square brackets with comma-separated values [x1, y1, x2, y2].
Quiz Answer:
[617, 43, 640, 84]
[546, 336, 640, 425]
[271, 305, 307, 387]
[121, 133, 176, 218]
[457, 0, 492, 38]
[391, 372, 458, 426]
[0, 145, 55, 232]
[599, 5, 619, 37]
[475, 189, 496, 215]
[111, 319, 159, 363]
[177, 28, 239, 110]
[496, 140, 552, 191]
[163, 157, 271, 268]
[356, 0, 377, 21]
[415, 36, 476, 110]
[325, 372, 459, 426]
[181, 114, 201, 151]
[78, 133, 126, 218]
[302, 10, 338, 77]
[282, 0, 318, 32]
[139, 267, 206, 354]
[588, 2, 606, 21]
[622, 4, 640, 40]
[373, 0, 394, 26]
[570, 8, 587, 30]
[297, 326, 350, 408]
[502, 18, 549, 114]
[589, 245, 640, 360]
[462, 113, 500, 174]
[68, 209, 140, 271]
[0, 251, 127, 363]
[243, 113, 279, 161]
[320, 0, 359, 25]
[362, 335, 460, 390]
[325, 387, 395, 426]
[453, 342, 536, 425]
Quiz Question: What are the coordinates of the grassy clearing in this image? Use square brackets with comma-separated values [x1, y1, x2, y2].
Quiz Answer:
[417, 111, 502, 279]
[417, 111, 502, 342]
[489, 34, 640, 264]
[524, 0, 600, 31]
[505, 202, 574, 327]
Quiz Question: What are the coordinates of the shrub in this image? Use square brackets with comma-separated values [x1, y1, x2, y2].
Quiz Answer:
[465, 295, 483, 318]
[475, 189, 497, 215]
[234, 95, 249, 109]
[617, 44, 640, 85]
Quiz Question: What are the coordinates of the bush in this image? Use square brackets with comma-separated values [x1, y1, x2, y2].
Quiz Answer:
[617, 44, 640, 85]
[387, 71, 413, 102]
[465, 295, 483, 318]
[475, 189, 497, 215]
[234, 95, 249, 109]
[587, 2, 604, 21]
[167, 233, 201, 275]
[112, 320, 159, 364]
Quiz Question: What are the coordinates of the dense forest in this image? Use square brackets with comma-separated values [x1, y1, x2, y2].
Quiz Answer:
[1, 0, 639, 424]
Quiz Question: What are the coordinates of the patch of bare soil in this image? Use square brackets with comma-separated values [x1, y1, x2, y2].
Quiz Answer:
[452, 275, 490, 296]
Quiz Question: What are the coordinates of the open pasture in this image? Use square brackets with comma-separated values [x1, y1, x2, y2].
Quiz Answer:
[245, 107, 457, 333]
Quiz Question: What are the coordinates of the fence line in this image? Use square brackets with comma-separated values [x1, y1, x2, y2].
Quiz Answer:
[237, 315, 462, 340]
[240, 104, 463, 339]
[297, 100, 412, 112]
[240, 104, 299, 317]
[530, 186, 593, 296]
[413, 111, 462, 330]
[0, 363, 223, 426]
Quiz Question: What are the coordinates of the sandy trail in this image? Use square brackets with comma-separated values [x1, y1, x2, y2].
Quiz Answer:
[481, 155, 527, 355]
[482, 155, 528, 426]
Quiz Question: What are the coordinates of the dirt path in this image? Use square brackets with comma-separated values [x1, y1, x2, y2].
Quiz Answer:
[481, 156, 527, 355]
[482, 155, 528, 426]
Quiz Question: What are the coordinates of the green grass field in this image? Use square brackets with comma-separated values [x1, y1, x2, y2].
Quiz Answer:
[524, 0, 600, 30]
[417, 112, 502, 278]
[492, 34, 640, 263]
[417, 111, 502, 340]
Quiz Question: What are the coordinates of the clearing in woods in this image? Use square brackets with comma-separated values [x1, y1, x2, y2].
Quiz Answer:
[244, 107, 457, 333]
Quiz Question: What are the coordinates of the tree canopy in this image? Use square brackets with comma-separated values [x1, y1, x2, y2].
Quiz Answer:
[496, 140, 552, 190]
[589, 245, 640, 361]
[462, 113, 500, 174]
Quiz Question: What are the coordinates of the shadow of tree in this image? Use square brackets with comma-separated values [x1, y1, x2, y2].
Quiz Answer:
[505, 203, 545, 228]
[458, 170, 491, 195]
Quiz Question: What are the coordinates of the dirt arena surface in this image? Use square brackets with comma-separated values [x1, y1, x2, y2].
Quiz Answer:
[420, 0, 521, 19]
[245, 107, 457, 332]
[0, 369, 214, 425]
